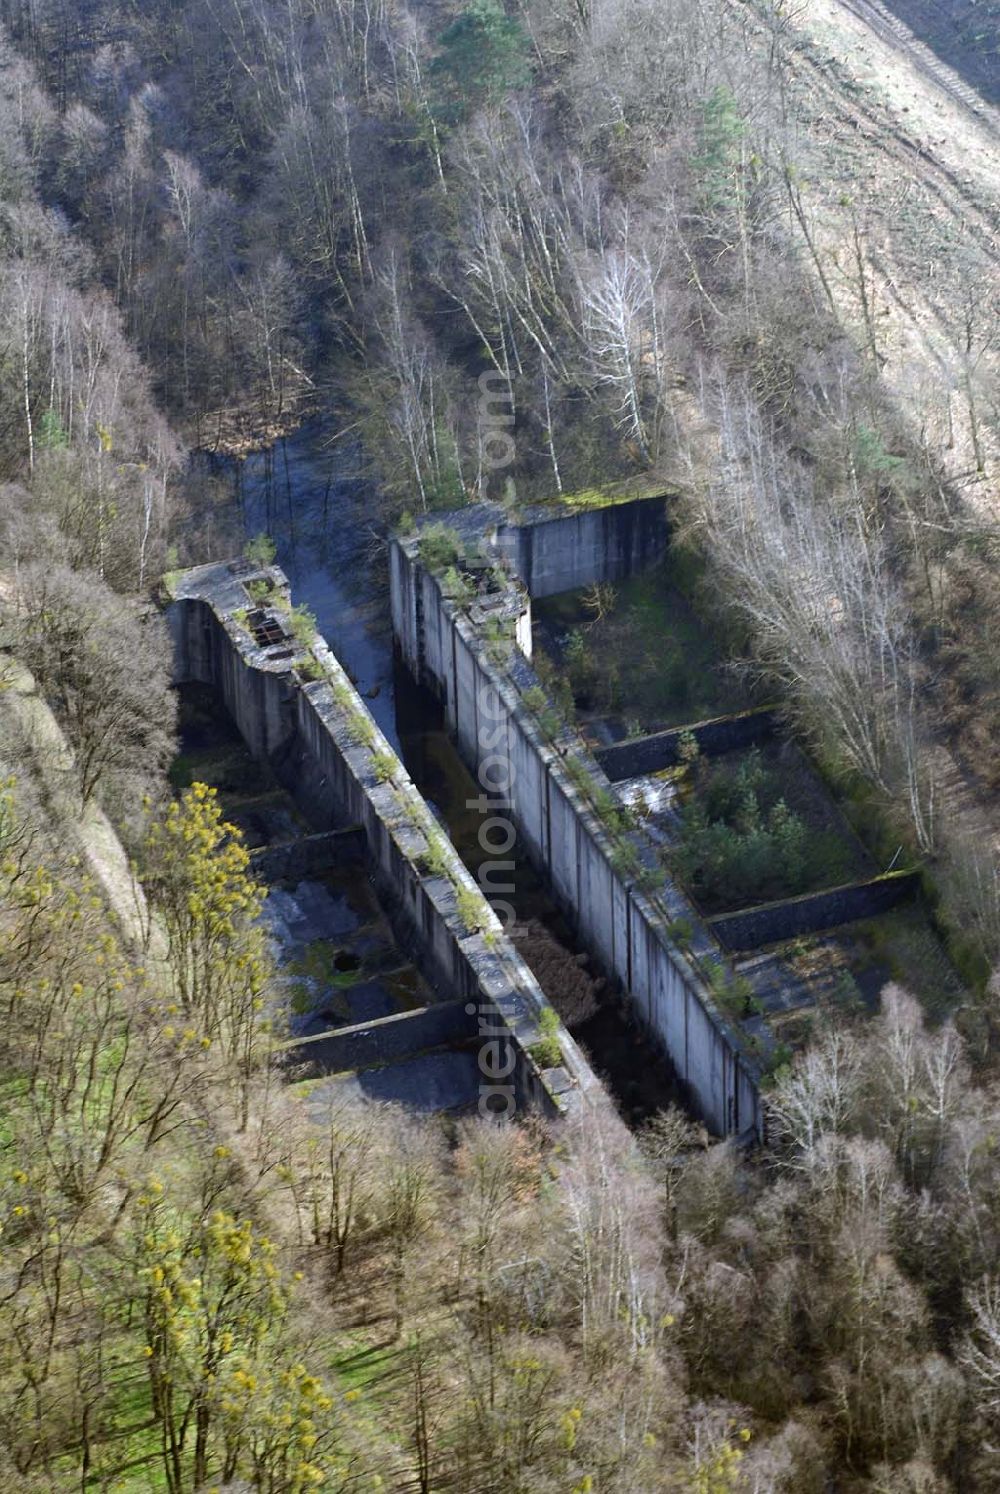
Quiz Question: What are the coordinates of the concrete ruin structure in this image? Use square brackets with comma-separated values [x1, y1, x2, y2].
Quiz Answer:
[390, 495, 763, 1139]
[164, 487, 921, 1140]
[390, 492, 920, 1139]
[164, 559, 601, 1118]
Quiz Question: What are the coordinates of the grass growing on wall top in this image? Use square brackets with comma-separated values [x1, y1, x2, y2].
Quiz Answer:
[527, 474, 670, 511]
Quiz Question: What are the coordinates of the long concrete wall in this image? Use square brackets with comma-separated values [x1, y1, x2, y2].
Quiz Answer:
[596, 707, 779, 783]
[709, 870, 920, 953]
[167, 561, 600, 1121]
[391, 517, 763, 1139]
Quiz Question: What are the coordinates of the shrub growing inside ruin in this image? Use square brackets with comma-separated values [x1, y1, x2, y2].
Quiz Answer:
[529, 1006, 563, 1069]
[456, 883, 487, 933]
[244, 532, 276, 568]
[296, 654, 324, 682]
[417, 834, 451, 878]
[673, 749, 851, 912]
[287, 604, 317, 646]
[440, 565, 474, 604]
[346, 712, 376, 749]
[371, 750, 396, 784]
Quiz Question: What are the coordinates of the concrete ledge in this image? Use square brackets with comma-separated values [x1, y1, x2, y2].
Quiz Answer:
[708, 870, 921, 952]
[280, 1000, 476, 1078]
[249, 828, 365, 882]
[596, 707, 779, 783]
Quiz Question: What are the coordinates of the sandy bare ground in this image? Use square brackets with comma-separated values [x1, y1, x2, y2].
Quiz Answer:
[0, 654, 162, 949]
[774, 0, 1000, 511]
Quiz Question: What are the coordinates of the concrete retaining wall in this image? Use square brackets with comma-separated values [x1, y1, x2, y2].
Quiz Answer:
[709, 871, 920, 953]
[167, 561, 599, 1121]
[496, 496, 671, 598]
[420, 493, 672, 602]
[596, 708, 779, 783]
[281, 1001, 476, 1079]
[391, 532, 762, 1139]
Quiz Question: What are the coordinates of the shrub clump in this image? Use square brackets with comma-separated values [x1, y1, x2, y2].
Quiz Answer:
[456, 883, 488, 933]
[371, 750, 396, 784]
[287, 604, 318, 646]
[528, 1006, 563, 1069]
[417, 833, 451, 878]
[440, 565, 475, 604]
[418, 522, 464, 573]
[296, 654, 324, 682]
[673, 749, 850, 912]
[244, 532, 276, 567]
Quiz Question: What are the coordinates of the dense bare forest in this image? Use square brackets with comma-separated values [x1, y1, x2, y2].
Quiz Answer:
[0, 0, 999, 1488]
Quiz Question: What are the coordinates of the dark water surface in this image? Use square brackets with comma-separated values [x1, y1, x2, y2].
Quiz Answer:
[224, 420, 400, 746]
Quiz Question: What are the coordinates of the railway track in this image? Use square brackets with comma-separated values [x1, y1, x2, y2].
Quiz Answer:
[765, 0, 1000, 270]
[836, 0, 1000, 134]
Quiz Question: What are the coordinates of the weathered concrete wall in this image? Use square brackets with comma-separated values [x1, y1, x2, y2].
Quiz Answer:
[391, 538, 762, 1138]
[168, 577, 297, 765]
[596, 707, 779, 783]
[409, 493, 672, 603]
[496, 496, 671, 599]
[168, 561, 599, 1121]
[709, 871, 920, 953]
[281, 1000, 476, 1079]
